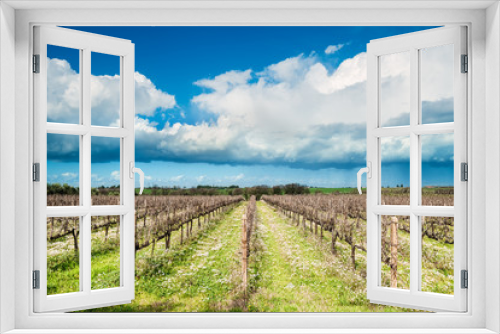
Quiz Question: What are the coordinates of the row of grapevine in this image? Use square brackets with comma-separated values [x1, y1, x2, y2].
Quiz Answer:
[46, 195, 244, 255]
[261, 194, 454, 276]
[241, 196, 256, 293]
[262, 194, 453, 243]
[261, 194, 368, 272]
[134, 195, 242, 253]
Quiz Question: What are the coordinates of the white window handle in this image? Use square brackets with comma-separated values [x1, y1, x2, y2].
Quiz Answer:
[357, 162, 371, 195]
[129, 162, 145, 195]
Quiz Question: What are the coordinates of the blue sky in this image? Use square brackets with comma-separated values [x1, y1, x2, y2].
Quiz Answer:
[47, 26, 454, 189]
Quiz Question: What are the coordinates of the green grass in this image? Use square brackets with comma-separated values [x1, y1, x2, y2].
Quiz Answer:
[248, 202, 415, 312]
[131, 186, 451, 196]
[290, 205, 452, 295]
[47, 227, 122, 295]
[46, 199, 453, 312]
[86, 203, 246, 312]
[135, 188, 233, 195]
[309, 187, 364, 194]
[47, 237, 80, 295]
[91, 227, 121, 290]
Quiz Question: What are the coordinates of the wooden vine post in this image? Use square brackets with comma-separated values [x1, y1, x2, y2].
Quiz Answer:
[241, 212, 248, 293]
[390, 216, 398, 288]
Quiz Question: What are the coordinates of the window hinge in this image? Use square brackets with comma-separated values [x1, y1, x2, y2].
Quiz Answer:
[33, 163, 40, 182]
[33, 270, 40, 289]
[461, 54, 468, 73]
[33, 54, 40, 73]
[461, 162, 468, 181]
[461, 270, 468, 289]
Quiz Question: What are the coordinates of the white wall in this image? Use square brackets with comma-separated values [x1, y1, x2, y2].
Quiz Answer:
[486, 2, 500, 333]
[0, 2, 16, 333]
[6, 5, 492, 332]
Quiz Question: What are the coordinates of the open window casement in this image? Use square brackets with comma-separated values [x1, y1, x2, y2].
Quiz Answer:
[33, 26, 139, 312]
[364, 26, 467, 312]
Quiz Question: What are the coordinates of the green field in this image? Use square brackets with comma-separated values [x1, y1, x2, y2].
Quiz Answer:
[47, 199, 452, 312]
[136, 187, 364, 195]
[309, 187, 363, 194]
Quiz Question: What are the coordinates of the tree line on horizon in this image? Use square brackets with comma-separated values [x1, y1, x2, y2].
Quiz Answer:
[47, 183, 311, 199]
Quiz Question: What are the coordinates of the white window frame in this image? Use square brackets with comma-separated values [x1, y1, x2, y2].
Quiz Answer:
[366, 26, 467, 312]
[1, 1, 499, 333]
[33, 26, 136, 312]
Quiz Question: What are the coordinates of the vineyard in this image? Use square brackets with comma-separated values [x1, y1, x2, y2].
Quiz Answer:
[46, 192, 454, 311]
[261, 194, 454, 293]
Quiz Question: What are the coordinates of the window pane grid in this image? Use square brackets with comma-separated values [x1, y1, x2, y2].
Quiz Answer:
[47, 48, 125, 210]
[376, 45, 457, 295]
[44, 47, 126, 297]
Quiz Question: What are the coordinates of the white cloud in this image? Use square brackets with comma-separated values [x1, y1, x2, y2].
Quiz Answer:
[135, 53, 369, 169]
[381, 134, 453, 164]
[260, 55, 315, 83]
[195, 70, 252, 94]
[91, 174, 103, 182]
[47, 59, 80, 124]
[421, 133, 454, 163]
[170, 175, 184, 182]
[325, 44, 344, 55]
[135, 72, 176, 116]
[381, 137, 410, 163]
[111, 170, 120, 181]
[47, 58, 176, 125]
[196, 175, 206, 183]
[48, 48, 453, 171]
[420, 44, 454, 102]
[227, 173, 244, 181]
[135, 49, 452, 169]
[305, 52, 367, 94]
[61, 172, 77, 178]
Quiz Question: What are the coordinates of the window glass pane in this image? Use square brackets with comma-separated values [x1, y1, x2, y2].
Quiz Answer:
[91, 215, 121, 290]
[421, 44, 454, 124]
[47, 133, 80, 206]
[380, 51, 410, 127]
[421, 133, 454, 206]
[47, 216, 80, 295]
[91, 136, 121, 205]
[91, 52, 121, 127]
[380, 215, 410, 290]
[47, 45, 80, 124]
[381, 136, 410, 205]
[421, 216, 454, 295]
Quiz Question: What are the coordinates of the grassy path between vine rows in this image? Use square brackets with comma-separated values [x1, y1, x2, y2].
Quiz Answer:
[76, 199, 438, 312]
[248, 201, 411, 312]
[87, 203, 246, 312]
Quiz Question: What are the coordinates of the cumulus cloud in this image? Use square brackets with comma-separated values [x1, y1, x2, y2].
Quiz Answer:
[421, 44, 454, 103]
[47, 58, 176, 125]
[195, 70, 252, 93]
[227, 173, 244, 181]
[305, 53, 366, 93]
[170, 175, 184, 182]
[135, 72, 176, 116]
[381, 133, 453, 165]
[325, 44, 344, 55]
[47, 59, 80, 124]
[421, 133, 454, 165]
[61, 172, 77, 178]
[134, 53, 370, 170]
[47, 133, 79, 162]
[111, 170, 120, 181]
[48, 46, 455, 171]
